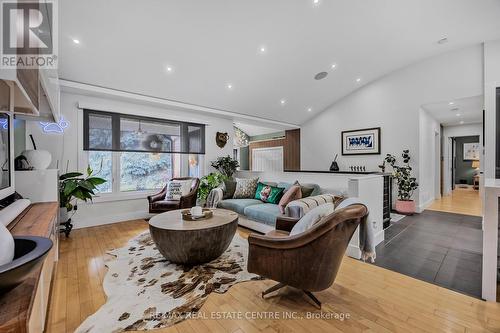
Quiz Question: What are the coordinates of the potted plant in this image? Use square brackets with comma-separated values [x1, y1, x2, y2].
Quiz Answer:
[197, 172, 225, 206]
[210, 155, 239, 178]
[385, 150, 419, 215]
[59, 166, 107, 223]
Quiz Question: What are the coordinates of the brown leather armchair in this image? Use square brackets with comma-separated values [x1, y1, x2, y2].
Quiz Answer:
[247, 204, 368, 308]
[147, 177, 200, 213]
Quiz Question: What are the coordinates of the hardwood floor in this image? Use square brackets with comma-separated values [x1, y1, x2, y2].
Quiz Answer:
[46, 219, 500, 333]
[427, 187, 482, 217]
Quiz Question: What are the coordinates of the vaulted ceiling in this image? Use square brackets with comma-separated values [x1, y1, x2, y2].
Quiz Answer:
[59, 0, 500, 125]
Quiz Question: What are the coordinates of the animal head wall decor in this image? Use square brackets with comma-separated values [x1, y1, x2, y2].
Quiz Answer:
[216, 132, 229, 148]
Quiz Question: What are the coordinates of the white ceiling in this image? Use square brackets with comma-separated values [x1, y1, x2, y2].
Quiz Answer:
[59, 0, 500, 126]
[422, 95, 483, 126]
[233, 122, 283, 137]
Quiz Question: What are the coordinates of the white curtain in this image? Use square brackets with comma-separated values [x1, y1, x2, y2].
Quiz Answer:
[252, 147, 283, 172]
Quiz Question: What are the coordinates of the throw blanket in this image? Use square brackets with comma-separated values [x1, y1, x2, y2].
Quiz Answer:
[336, 197, 376, 263]
[285, 194, 343, 218]
[206, 187, 224, 208]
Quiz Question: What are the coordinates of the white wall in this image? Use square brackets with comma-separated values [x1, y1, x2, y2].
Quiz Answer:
[481, 40, 500, 302]
[301, 45, 484, 208]
[484, 41, 500, 179]
[442, 123, 483, 195]
[24, 91, 234, 228]
[418, 109, 441, 210]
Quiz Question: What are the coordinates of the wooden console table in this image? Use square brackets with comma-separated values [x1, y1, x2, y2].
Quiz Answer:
[0, 202, 58, 333]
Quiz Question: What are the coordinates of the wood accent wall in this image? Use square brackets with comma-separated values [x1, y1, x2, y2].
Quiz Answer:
[248, 129, 300, 171]
[284, 129, 301, 171]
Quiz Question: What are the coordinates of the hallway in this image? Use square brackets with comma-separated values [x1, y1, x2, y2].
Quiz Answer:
[427, 187, 482, 216]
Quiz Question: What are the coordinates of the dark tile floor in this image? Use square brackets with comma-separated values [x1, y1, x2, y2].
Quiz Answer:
[372, 210, 482, 298]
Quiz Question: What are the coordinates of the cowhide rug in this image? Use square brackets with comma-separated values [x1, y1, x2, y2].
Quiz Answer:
[76, 231, 260, 333]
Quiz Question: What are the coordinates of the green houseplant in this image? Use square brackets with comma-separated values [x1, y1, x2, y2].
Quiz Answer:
[59, 166, 107, 223]
[197, 172, 225, 205]
[384, 150, 419, 214]
[210, 155, 239, 178]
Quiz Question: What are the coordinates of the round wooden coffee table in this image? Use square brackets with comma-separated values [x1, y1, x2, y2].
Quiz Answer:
[149, 209, 238, 265]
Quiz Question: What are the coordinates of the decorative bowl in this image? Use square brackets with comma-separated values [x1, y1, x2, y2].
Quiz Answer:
[181, 209, 213, 221]
[0, 236, 53, 294]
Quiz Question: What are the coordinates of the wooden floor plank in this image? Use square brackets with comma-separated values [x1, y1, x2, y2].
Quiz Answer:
[427, 187, 482, 216]
[45, 219, 500, 333]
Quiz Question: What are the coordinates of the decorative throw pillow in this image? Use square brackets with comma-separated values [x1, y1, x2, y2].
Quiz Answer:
[285, 193, 343, 218]
[165, 180, 192, 200]
[292, 180, 315, 198]
[335, 197, 363, 210]
[222, 179, 237, 199]
[278, 185, 302, 214]
[300, 186, 315, 198]
[289, 203, 334, 236]
[254, 182, 285, 204]
[233, 177, 259, 199]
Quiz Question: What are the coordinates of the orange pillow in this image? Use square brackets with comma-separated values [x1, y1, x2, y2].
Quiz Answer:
[278, 185, 302, 214]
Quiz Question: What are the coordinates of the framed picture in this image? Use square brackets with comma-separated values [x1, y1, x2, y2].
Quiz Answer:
[341, 127, 381, 155]
[463, 142, 480, 161]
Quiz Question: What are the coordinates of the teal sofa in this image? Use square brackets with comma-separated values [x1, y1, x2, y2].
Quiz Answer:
[218, 181, 321, 230]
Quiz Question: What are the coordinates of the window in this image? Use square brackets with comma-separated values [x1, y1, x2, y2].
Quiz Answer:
[83, 110, 205, 196]
[120, 152, 173, 191]
[88, 151, 112, 193]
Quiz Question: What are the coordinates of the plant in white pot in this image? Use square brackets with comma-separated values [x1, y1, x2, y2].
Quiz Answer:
[59, 166, 107, 224]
[384, 150, 419, 215]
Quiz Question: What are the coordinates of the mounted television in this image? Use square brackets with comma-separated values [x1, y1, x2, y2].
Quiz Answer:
[0, 112, 14, 200]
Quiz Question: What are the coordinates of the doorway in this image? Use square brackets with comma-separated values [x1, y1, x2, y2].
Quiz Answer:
[373, 97, 485, 299]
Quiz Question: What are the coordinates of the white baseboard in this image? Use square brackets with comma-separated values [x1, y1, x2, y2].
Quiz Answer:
[417, 198, 435, 213]
[346, 244, 361, 259]
[346, 228, 384, 260]
[73, 211, 153, 229]
[374, 229, 384, 245]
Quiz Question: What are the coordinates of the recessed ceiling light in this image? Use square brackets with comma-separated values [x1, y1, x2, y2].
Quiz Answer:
[356, 78, 362, 83]
[72, 39, 80, 44]
[460, 121, 465, 124]
[331, 63, 337, 70]
[313, 0, 320, 5]
[307, 107, 312, 112]
[456, 113, 461, 117]
[314, 72, 328, 80]
[226, 83, 233, 89]
[165, 66, 173, 73]
[437, 37, 449, 45]
[280, 99, 286, 105]
[449, 102, 454, 105]
[259, 46, 266, 54]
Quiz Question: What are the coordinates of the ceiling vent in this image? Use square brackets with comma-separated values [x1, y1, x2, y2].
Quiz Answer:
[314, 72, 328, 80]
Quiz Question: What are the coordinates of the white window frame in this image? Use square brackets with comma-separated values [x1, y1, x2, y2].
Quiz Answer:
[76, 109, 204, 203]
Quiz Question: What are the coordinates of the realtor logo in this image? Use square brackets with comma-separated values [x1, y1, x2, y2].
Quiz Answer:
[1, 0, 58, 68]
